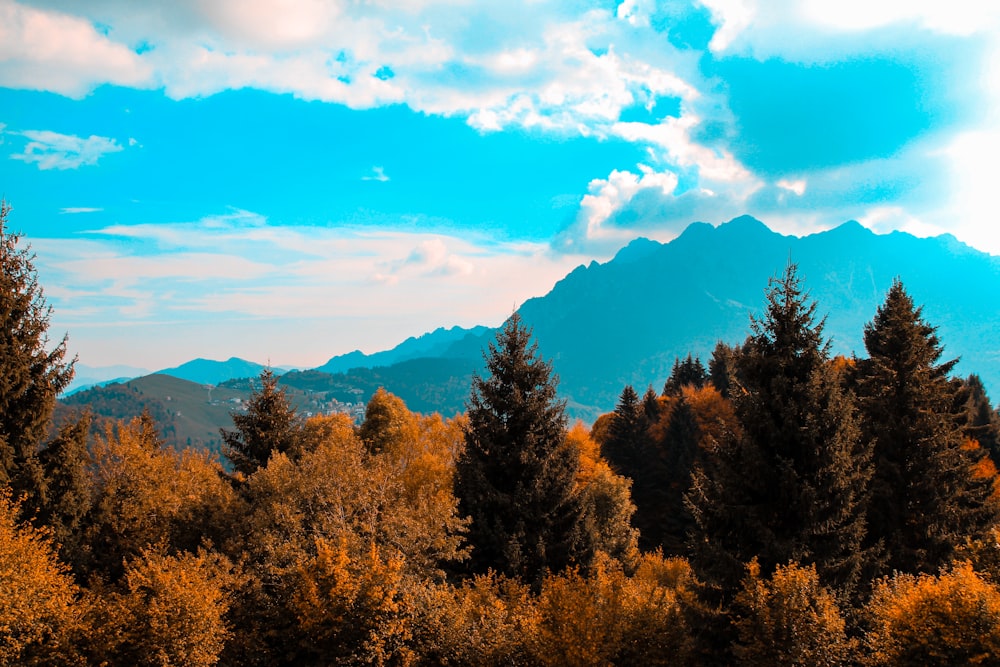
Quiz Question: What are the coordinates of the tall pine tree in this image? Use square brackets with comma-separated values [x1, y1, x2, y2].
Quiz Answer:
[688, 263, 871, 596]
[454, 313, 582, 586]
[221, 368, 301, 476]
[0, 201, 75, 497]
[855, 279, 998, 575]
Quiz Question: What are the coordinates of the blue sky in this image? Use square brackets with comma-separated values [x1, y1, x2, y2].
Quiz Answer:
[1, 0, 999, 370]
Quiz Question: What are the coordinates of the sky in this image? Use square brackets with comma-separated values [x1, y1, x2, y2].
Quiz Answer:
[2, 0, 1000, 371]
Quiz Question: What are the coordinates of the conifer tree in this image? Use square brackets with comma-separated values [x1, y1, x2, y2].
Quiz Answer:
[37, 412, 93, 569]
[454, 313, 582, 586]
[688, 264, 871, 596]
[855, 280, 997, 575]
[663, 354, 708, 396]
[221, 368, 300, 476]
[0, 201, 75, 495]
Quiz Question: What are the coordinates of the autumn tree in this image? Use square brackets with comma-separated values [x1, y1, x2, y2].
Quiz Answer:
[688, 264, 872, 596]
[0, 489, 80, 665]
[862, 561, 1000, 665]
[455, 313, 583, 586]
[83, 547, 235, 667]
[855, 280, 998, 576]
[85, 414, 238, 580]
[221, 368, 301, 476]
[732, 561, 853, 666]
[0, 201, 75, 498]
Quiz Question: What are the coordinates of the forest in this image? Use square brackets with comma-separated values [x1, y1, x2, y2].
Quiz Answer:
[4, 196, 1000, 667]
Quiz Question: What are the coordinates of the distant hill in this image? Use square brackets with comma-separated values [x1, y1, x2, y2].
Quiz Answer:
[156, 357, 287, 386]
[315, 325, 490, 374]
[61, 216, 1000, 430]
[64, 362, 150, 395]
[56, 373, 365, 458]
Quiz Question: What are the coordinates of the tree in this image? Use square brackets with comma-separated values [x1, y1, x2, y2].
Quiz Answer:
[732, 561, 852, 666]
[0, 201, 75, 496]
[862, 561, 1000, 665]
[0, 489, 80, 665]
[664, 354, 708, 396]
[688, 264, 872, 596]
[454, 313, 582, 586]
[855, 280, 998, 575]
[221, 368, 301, 476]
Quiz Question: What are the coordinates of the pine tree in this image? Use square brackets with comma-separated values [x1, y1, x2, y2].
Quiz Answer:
[221, 368, 300, 476]
[855, 279, 998, 575]
[688, 263, 871, 596]
[37, 412, 93, 570]
[454, 313, 582, 586]
[658, 394, 701, 557]
[663, 354, 708, 396]
[0, 200, 75, 496]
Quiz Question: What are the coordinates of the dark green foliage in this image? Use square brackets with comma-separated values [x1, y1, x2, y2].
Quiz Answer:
[0, 201, 75, 496]
[602, 385, 665, 552]
[708, 341, 741, 399]
[961, 374, 1000, 466]
[37, 412, 93, 571]
[855, 280, 998, 575]
[221, 369, 301, 476]
[664, 354, 708, 396]
[454, 313, 582, 586]
[658, 396, 701, 557]
[688, 264, 871, 596]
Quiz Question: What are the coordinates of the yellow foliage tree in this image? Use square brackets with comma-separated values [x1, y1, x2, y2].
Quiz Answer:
[533, 552, 694, 666]
[0, 489, 79, 665]
[863, 561, 1000, 665]
[732, 560, 852, 666]
[289, 538, 414, 665]
[85, 415, 239, 578]
[84, 547, 234, 667]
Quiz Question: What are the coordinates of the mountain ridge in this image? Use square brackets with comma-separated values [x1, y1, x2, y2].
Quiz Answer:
[63, 216, 1000, 424]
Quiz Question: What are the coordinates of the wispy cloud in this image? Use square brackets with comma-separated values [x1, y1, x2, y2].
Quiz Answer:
[362, 165, 390, 182]
[60, 207, 103, 214]
[34, 210, 585, 367]
[10, 130, 123, 170]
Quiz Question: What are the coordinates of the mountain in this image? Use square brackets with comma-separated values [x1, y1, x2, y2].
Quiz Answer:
[156, 357, 288, 386]
[61, 216, 1000, 427]
[64, 362, 151, 395]
[315, 325, 491, 374]
[507, 215, 1000, 419]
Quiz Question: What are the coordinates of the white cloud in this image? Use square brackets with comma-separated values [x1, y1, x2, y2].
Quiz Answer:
[10, 129, 123, 170]
[0, 0, 151, 97]
[60, 207, 102, 214]
[362, 166, 390, 182]
[35, 210, 586, 367]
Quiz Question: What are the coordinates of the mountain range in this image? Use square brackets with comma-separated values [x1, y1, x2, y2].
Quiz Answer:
[62, 216, 1000, 426]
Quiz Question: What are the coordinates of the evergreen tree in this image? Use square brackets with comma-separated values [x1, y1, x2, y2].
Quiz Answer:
[663, 354, 708, 396]
[960, 374, 1000, 466]
[37, 412, 93, 571]
[221, 369, 300, 476]
[708, 341, 741, 399]
[602, 385, 645, 477]
[688, 264, 871, 596]
[855, 279, 997, 575]
[658, 394, 701, 557]
[454, 313, 582, 586]
[0, 201, 75, 495]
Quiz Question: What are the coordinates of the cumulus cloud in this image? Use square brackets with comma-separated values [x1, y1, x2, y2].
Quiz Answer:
[9, 129, 123, 170]
[0, 0, 151, 97]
